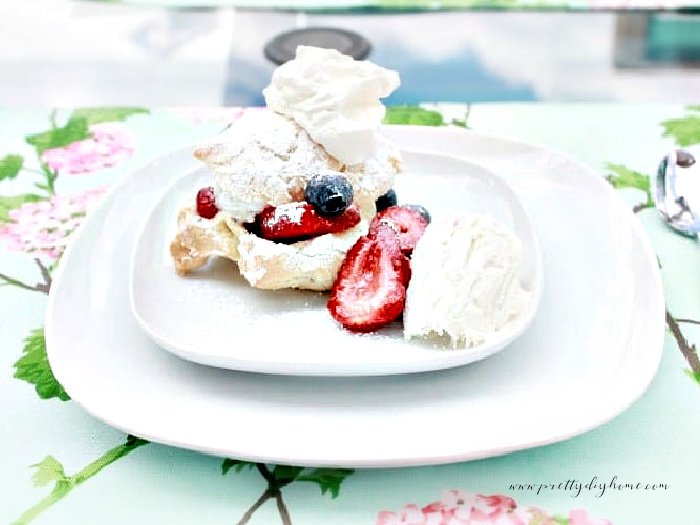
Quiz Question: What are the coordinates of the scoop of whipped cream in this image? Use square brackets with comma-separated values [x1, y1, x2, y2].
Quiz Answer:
[403, 213, 530, 349]
[263, 46, 400, 165]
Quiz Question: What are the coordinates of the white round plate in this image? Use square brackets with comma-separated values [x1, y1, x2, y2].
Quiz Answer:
[45, 126, 664, 467]
[129, 150, 541, 375]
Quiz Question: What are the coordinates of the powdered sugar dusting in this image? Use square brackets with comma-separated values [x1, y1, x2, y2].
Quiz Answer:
[272, 202, 307, 224]
[195, 110, 400, 223]
[235, 220, 367, 291]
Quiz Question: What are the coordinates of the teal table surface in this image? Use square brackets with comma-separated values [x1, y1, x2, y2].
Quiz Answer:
[1, 103, 700, 525]
[89, 1, 700, 11]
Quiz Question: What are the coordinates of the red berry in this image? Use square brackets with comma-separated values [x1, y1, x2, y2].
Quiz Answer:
[369, 205, 429, 256]
[327, 223, 411, 333]
[196, 187, 218, 219]
[257, 202, 361, 242]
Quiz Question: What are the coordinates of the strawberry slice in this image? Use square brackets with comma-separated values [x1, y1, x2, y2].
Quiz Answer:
[257, 202, 361, 241]
[328, 223, 410, 333]
[369, 205, 429, 256]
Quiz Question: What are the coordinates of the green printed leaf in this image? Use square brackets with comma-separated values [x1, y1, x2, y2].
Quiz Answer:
[221, 459, 256, 475]
[297, 468, 355, 498]
[661, 114, 700, 147]
[15, 436, 148, 524]
[271, 465, 304, 483]
[125, 434, 149, 447]
[605, 163, 651, 195]
[71, 107, 149, 126]
[13, 328, 70, 401]
[685, 369, 700, 386]
[0, 194, 43, 222]
[25, 108, 148, 158]
[31, 456, 68, 487]
[0, 154, 23, 181]
[26, 117, 90, 156]
[384, 106, 444, 126]
[688, 106, 700, 112]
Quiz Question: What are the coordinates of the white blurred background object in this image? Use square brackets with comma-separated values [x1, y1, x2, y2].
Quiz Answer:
[0, 0, 233, 106]
[0, 0, 699, 106]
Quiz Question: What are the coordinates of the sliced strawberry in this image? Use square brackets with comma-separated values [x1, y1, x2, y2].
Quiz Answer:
[257, 202, 361, 242]
[369, 205, 429, 256]
[400, 254, 411, 287]
[328, 223, 410, 333]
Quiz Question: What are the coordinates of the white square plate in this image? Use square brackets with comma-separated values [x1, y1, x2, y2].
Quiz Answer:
[129, 149, 541, 375]
[45, 126, 664, 467]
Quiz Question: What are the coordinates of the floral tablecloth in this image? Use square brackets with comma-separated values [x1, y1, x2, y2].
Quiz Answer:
[1, 103, 700, 525]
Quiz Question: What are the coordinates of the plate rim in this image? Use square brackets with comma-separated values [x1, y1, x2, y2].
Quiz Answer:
[45, 125, 666, 467]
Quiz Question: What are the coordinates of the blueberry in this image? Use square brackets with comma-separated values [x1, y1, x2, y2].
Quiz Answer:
[405, 204, 431, 224]
[305, 173, 354, 217]
[375, 189, 398, 212]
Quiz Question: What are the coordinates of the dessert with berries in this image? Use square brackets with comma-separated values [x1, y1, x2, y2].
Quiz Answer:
[169, 46, 530, 348]
[170, 46, 402, 290]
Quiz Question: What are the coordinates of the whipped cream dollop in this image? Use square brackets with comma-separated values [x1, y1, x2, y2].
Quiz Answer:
[403, 213, 530, 349]
[263, 45, 400, 165]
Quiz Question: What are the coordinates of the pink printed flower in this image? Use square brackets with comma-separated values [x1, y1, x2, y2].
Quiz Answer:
[421, 491, 520, 524]
[378, 492, 612, 525]
[470, 494, 517, 521]
[0, 188, 106, 259]
[41, 123, 134, 175]
[377, 504, 436, 525]
[569, 509, 613, 525]
[423, 489, 476, 522]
